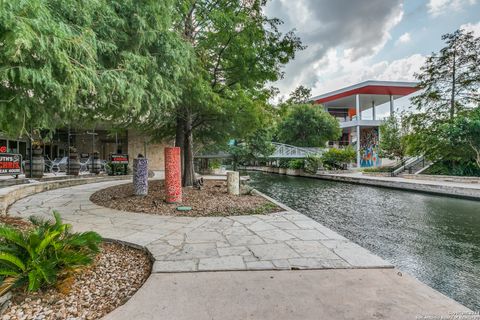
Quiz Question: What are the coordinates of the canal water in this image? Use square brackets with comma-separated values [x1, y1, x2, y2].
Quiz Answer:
[246, 171, 480, 311]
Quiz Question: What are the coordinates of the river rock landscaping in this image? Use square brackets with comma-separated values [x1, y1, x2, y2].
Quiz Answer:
[1, 241, 151, 320]
[90, 180, 280, 216]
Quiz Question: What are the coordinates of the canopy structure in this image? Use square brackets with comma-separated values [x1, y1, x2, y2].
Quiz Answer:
[310, 80, 420, 168]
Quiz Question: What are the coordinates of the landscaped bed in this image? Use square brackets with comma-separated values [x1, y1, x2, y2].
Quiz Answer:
[0, 216, 152, 320]
[90, 180, 280, 216]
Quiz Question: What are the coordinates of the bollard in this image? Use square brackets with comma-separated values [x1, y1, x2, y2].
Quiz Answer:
[227, 171, 240, 195]
[165, 147, 182, 203]
[133, 156, 148, 196]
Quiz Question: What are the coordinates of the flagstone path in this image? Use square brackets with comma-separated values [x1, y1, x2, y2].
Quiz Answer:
[8, 180, 391, 272]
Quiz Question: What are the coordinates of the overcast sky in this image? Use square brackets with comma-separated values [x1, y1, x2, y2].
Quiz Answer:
[266, 0, 480, 100]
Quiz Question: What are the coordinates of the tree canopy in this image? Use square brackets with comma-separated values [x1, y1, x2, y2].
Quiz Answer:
[276, 104, 341, 147]
[0, 0, 190, 137]
[405, 29, 480, 167]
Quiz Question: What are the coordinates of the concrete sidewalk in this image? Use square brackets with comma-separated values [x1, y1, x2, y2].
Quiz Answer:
[103, 269, 473, 320]
[314, 172, 480, 200]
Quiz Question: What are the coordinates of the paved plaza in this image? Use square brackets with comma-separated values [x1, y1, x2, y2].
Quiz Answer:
[8, 180, 391, 272]
[6, 179, 474, 319]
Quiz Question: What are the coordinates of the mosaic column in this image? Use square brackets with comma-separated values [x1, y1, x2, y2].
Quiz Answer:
[164, 147, 182, 203]
[133, 156, 148, 196]
[227, 171, 240, 195]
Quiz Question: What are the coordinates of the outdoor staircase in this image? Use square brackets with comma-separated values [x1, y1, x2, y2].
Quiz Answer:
[391, 156, 431, 176]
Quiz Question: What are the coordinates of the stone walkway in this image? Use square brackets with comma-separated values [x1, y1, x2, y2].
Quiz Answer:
[6, 179, 474, 319]
[8, 180, 390, 272]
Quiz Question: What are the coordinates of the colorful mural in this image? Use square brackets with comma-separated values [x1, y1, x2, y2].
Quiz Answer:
[360, 128, 381, 167]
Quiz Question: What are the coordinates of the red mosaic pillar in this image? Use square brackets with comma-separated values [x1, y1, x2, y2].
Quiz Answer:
[164, 147, 182, 203]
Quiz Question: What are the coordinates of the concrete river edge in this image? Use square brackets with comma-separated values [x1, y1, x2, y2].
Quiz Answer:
[5, 179, 476, 319]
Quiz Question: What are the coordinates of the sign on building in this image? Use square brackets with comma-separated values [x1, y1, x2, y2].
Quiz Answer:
[0, 153, 22, 175]
[110, 154, 129, 164]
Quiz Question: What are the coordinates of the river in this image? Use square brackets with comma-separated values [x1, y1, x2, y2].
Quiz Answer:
[246, 171, 480, 311]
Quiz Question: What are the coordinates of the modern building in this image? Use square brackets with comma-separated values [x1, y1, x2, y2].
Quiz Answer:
[310, 80, 420, 168]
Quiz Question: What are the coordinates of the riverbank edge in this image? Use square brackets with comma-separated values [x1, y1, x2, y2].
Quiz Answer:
[245, 166, 480, 201]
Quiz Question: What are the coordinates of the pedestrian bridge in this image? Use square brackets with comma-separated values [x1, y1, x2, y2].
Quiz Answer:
[195, 142, 324, 159]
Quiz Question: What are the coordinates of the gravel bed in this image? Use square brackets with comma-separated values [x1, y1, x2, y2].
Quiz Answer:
[90, 180, 280, 216]
[2, 242, 151, 320]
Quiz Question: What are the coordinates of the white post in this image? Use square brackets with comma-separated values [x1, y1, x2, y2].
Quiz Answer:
[389, 95, 394, 116]
[356, 94, 361, 168]
[372, 101, 376, 120]
[227, 171, 240, 195]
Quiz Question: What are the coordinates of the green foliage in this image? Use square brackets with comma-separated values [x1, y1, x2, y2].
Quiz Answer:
[411, 29, 480, 120]
[208, 159, 222, 170]
[287, 159, 304, 170]
[321, 147, 356, 170]
[277, 104, 341, 147]
[228, 127, 276, 169]
[362, 166, 395, 173]
[423, 160, 480, 177]
[286, 86, 312, 105]
[405, 29, 480, 168]
[0, 212, 101, 294]
[379, 116, 407, 161]
[0, 0, 189, 136]
[304, 154, 322, 174]
[444, 107, 480, 168]
[170, 0, 304, 186]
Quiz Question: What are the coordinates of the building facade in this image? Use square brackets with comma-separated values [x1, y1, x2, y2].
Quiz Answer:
[311, 80, 419, 168]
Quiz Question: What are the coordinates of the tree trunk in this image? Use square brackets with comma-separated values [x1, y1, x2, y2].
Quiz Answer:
[183, 111, 195, 187]
[175, 111, 185, 175]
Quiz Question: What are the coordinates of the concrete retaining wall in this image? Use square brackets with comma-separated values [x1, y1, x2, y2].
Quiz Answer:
[402, 174, 480, 184]
[0, 175, 131, 215]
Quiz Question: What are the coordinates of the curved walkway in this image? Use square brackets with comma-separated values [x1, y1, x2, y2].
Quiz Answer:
[6, 180, 473, 319]
[8, 180, 390, 272]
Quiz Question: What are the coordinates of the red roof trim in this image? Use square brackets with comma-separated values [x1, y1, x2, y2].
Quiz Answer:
[313, 85, 420, 104]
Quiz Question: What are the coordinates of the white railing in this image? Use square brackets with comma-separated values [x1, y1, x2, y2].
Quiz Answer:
[270, 142, 324, 159]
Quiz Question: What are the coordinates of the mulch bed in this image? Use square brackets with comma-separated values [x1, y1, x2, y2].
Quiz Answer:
[2, 242, 151, 320]
[89, 180, 280, 216]
[0, 216, 33, 232]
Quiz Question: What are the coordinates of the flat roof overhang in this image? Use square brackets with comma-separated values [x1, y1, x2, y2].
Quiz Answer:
[310, 80, 420, 109]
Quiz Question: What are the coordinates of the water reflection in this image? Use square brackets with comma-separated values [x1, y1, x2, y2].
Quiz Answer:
[246, 171, 480, 311]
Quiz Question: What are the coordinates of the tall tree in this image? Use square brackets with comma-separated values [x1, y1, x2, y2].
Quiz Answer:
[405, 29, 480, 163]
[411, 29, 480, 119]
[277, 104, 341, 147]
[0, 0, 189, 137]
[173, 0, 304, 186]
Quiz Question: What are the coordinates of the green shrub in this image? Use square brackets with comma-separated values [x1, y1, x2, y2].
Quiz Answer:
[423, 160, 480, 177]
[362, 166, 395, 173]
[278, 159, 290, 168]
[0, 212, 102, 294]
[321, 147, 356, 170]
[304, 154, 322, 174]
[209, 159, 222, 170]
[287, 159, 304, 169]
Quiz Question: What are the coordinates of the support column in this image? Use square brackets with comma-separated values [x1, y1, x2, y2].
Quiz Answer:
[355, 94, 361, 168]
[227, 171, 240, 195]
[389, 95, 394, 116]
[372, 101, 376, 120]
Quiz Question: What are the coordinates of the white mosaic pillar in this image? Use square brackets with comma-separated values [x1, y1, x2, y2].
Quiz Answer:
[133, 157, 148, 196]
[227, 171, 240, 195]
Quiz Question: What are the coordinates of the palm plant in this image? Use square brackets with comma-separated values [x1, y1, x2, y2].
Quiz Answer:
[0, 211, 102, 295]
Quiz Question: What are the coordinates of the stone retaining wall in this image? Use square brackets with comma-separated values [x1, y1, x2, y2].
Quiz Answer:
[245, 167, 480, 200]
[0, 175, 131, 215]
